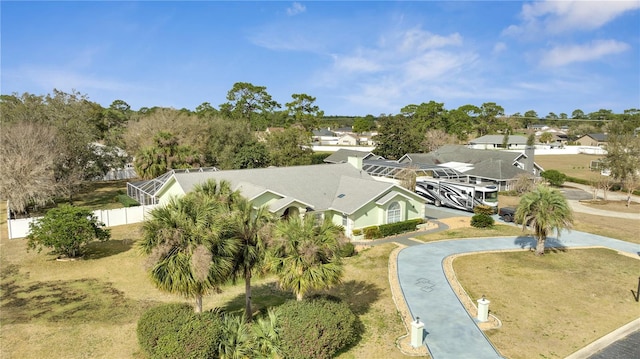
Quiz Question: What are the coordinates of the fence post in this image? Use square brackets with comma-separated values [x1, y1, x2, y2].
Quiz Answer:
[6, 200, 12, 240]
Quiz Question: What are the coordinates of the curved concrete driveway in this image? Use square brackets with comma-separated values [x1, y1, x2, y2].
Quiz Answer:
[397, 231, 640, 359]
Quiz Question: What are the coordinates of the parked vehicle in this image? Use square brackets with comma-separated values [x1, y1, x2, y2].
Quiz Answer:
[415, 178, 498, 213]
[498, 207, 516, 222]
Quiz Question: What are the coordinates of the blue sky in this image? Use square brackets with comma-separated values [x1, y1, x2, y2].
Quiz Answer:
[2, 1, 639, 117]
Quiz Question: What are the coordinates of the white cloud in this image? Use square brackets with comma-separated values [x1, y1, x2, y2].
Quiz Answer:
[397, 28, 462, 53]
[332, 53, 383, 73]
[286, 2, 306, 16]
[540, 39, 630, 67]
[313, 26, 479, 113]
[505, 0, 640, 35]
[493, 42, 507, 54]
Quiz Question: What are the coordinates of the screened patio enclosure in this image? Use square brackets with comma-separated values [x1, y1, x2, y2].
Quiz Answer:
[126, 167, 219, 205]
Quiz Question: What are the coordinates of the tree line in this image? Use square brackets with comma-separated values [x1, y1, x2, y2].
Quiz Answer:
[2, 84, 639, 213]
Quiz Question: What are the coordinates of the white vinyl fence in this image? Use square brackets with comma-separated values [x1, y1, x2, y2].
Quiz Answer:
[7, 204, 158, 239]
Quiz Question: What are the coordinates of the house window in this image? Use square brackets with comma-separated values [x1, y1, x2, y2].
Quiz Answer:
[342, 213, 348, 226]
[387, 202, 401, 224]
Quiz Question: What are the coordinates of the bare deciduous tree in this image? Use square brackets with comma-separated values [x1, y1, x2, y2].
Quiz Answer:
[422, 129, 456, 153]
[511, 173, 536, 195]
[397, 166, 418, 191]
[0, 122, 60, 213]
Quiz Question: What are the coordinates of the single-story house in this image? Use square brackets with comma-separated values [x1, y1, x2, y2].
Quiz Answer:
[337, 134, 358, 146]
[468, 135, 528, 150]
[323, 149, 384, 164]
[312, 128, 339, 145]
[576, 133, 608, 147]
[397, 145, 543, 191]
[131, 157, 425, 238]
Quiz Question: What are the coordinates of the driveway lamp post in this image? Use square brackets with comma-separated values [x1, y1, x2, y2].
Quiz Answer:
[477, 295, 490, 322]
[411, 316, 424, 348]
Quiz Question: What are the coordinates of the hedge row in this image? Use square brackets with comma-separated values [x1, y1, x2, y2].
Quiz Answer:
[362, 218, 423, 239]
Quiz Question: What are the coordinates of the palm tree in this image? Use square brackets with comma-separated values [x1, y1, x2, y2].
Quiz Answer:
[218, 313, 253, 359]
[266, 215, 346, 301]
[515, 184, 574, 256]
[139, 190, 238, 313]
[252, 308, 281, 358]
[228, 197, 273, 322]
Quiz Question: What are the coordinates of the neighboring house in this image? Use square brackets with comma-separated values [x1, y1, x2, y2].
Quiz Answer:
[312, 128, 339, 145]
[397, 145, 543, 191]
[333, 126, 353, 135]
[358, 131, 378, 146]
[468, 135, 528, 150]
[576, 133, 608, 147]
[128, 158, 425, 238]
[323, 149, 384, 164]
[337, 134, 358, 146]
[91, 142, 137, 180]
[529, 124, 549, 131]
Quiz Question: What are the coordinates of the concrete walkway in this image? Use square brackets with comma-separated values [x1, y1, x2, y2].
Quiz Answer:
[396, 231, 640, 359]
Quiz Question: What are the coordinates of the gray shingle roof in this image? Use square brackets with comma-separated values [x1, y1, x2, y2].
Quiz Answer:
[586, 133, 608, 142]
[169, 162, 402, 214]
[323, 149, 383, 164]
[469, 135, 528, 145]
[403, 145, 525, 166]
[401, 145, 537, 180]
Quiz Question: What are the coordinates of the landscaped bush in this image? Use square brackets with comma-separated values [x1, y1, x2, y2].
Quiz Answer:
[363, 226, 381, 239]
[154, 311, 224, 359]
[137, 303, 193, 357]
[339, 242, 356, 257]
[278, 295, 361, 359]
[473, 205, 494, 215]
[378, 218, 423, 237]
[541, 169, 567, 187]
[565, 176, 591, 186]
[351, 228, 363, 236]
[137, 303, 225, 359]
[362, 218, 423, 239]
[471, 213, 494, 228]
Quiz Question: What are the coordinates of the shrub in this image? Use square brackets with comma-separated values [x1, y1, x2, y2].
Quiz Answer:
[541, 169, 567, 187]
[378, 218, 423, 237]
[137, 303, 193, 357]
[471, 213, 494, 228]
[363, 226, 381, 239]
[278, 296, 361, 359]
[339, 242, 355, 257]
[566, 176, 591, 186]
[137, 303, 225, 359]
[473, 205, 494, 215]
[351, 228, 363, 236]
[154, 311, 224, 359]
[26, 204, 110, 258]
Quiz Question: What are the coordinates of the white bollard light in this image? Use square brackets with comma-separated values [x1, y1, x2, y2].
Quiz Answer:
[410, 317, 425, 348]
[477, 295, 490, 322]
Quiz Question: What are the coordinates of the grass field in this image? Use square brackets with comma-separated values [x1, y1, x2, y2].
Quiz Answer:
[535, 154, 605, 181]
[0, 226, 407, 359]
[454, 249, 640, 359]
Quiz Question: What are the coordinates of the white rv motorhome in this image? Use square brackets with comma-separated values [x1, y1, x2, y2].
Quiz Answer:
[415, 178, 498, 212]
